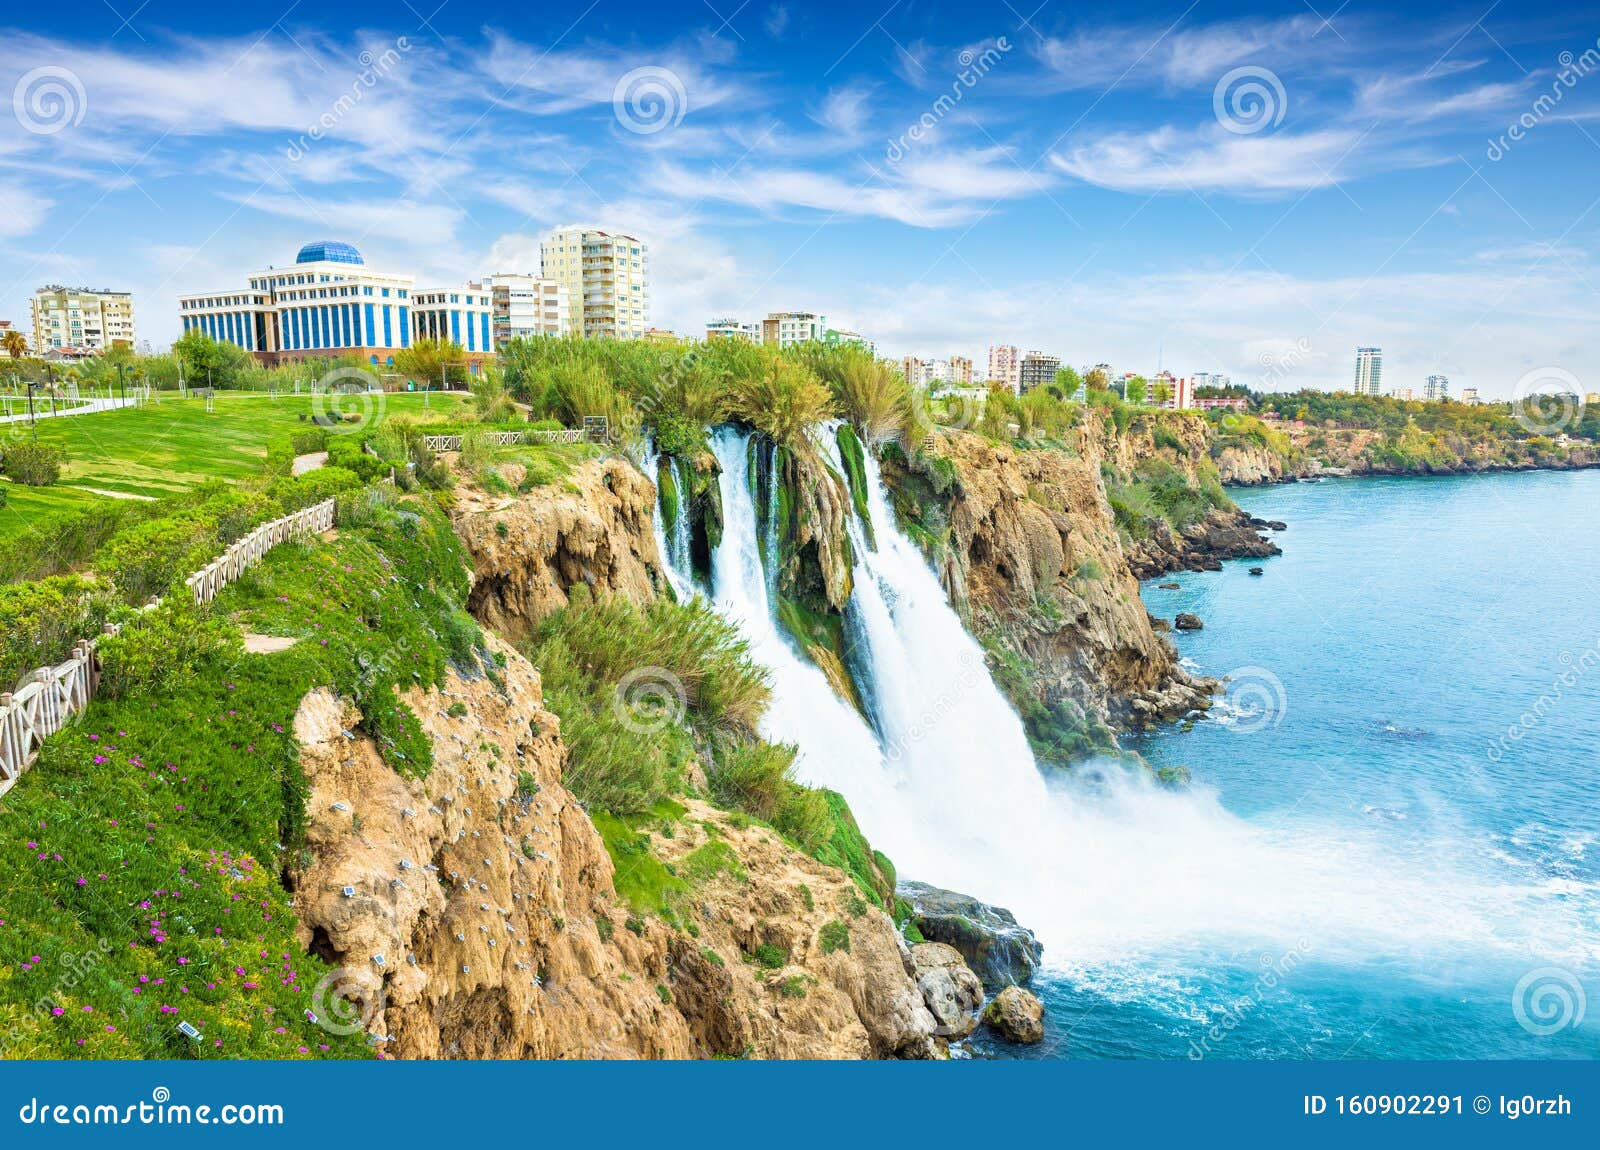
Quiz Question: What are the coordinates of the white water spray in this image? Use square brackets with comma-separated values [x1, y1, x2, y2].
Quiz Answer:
[693, 426, 1598, 989]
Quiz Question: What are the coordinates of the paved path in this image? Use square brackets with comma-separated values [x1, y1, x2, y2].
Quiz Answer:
[0, 395, 136, 425]
[291, 451, 328, 476]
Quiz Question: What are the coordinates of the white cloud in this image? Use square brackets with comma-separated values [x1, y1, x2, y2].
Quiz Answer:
[1051, 124, 1371, 194]
[0, 181, 53, 236]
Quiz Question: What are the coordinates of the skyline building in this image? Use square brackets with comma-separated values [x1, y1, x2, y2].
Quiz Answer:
[1354, 347, 1384, 396]
[541, 227, 649, 340]
[31, 285, 136, 356]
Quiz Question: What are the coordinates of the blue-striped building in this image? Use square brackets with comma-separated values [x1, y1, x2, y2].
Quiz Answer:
[178, 241, 494, 373]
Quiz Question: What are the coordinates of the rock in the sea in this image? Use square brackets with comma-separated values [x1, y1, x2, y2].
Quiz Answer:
[1248, 567, 1264, 576]
[898, 881, 1043, 989]
[1157, 582, 1182, 590]
[1147, 612, 1172, 632]
[1173, 612, 1204, 630]
[982, 986, 1045, 1044]
[911, 942, 984, 1038]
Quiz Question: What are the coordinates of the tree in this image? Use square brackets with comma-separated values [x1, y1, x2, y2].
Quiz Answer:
[395, 338, 471, 388]
[1124, 375, 1148, 405]
[1083, 367, 1110, 392]
[172, 329, 250, 387]
[1, 329, 27, 359]
[1151, 380, 1173, 406]
[1052, 365, 1083, 398]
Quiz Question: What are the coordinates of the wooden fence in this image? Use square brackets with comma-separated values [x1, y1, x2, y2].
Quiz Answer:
[0, 630, 112, 796]
[2, 497, 346, 792]
[186, 498, 336, 604]
[421, 428, 586, 452]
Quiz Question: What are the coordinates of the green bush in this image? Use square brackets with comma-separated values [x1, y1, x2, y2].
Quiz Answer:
[267, 466, 363, 512]
[95, 515, 216, 603]
[1, 441, 65, 486]
[0, 575, 115, 687]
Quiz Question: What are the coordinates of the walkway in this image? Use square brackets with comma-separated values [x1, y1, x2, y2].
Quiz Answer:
[0, 395, 137, 425]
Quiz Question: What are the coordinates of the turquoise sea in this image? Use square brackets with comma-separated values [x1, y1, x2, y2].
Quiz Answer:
[979, 470, 1600, 1060]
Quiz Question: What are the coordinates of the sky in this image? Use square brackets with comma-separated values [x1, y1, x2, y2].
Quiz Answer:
[2, 0, 1598, 397]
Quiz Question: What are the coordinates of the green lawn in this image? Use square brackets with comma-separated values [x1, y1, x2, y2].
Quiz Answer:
[1, 392, 470, 520]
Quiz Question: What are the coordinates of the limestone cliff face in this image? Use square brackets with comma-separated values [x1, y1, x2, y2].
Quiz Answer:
[1074, 413, 1282, 578]
[290, 634, 946, 1059]
[450, 457, 666, 640]
[1213, 442, 1288, 485]
[885, 430, 1214, 736]
[290, 634, 693, 1059]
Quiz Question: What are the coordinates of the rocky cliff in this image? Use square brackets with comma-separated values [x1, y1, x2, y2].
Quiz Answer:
[289, 632, 952, 1059]
[450, 457, 668, 640]
[881, 429, 1215, 747]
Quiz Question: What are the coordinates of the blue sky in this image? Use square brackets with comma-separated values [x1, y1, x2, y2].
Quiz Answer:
[2, 0, 1598, 395]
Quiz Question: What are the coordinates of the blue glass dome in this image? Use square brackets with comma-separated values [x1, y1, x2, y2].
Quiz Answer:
[295, 240, 364, 265]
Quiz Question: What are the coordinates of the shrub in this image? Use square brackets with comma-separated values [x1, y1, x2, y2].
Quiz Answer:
[0, 575, 115, 688]
[95, 515, 216, 603]
[819, 920, 851, 955]
[268, 466, 363, 512]
[96, 600, 241, 698]
[1, 441, 65, 486]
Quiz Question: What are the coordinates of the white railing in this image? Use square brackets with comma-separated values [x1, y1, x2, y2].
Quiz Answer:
[0, 630, 112, 796]
[421, 428, 585, 452]
[186, 498, 336, 604]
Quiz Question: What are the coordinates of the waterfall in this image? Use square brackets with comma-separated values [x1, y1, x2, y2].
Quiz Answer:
[700, 424, 1591, 984]
[647, 449, 695, 602]
[704, 428, 908, 827]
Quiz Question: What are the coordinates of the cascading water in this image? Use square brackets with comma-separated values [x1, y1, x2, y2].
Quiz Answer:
[702, 428, 909, 828]
[690, 427, 1597, 1055]
[647, 449, 695, 602]
[798, 426, 1597, 982]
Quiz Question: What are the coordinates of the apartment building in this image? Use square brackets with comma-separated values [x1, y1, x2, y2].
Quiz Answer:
[707, 318, 761, 342]
[1424, 374, 1450, 401]
[949, 355, 973, 385]
[987, 344, 1020, 392]
[761, 311, 827, 348]
[485, 273, 568, 347]
[1353, 347, 1383, 396]
[31, 285, 136, 355]
[1019, 350, 1060, 393]
[541, 227, 650, 340]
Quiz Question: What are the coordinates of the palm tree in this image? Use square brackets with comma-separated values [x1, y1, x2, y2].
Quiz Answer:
[1, 329, 27, 359]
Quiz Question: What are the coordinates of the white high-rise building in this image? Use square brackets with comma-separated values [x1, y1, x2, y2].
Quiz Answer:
[1353, 347, 1383, 395]
[987, 344, 1020, 393]
[31, 285, 136, 355]
[541, 227, 650, 340]
[761, 311, 827, 347]
[484, 274, 569, 347]
[1424, 374, 1449, 401]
